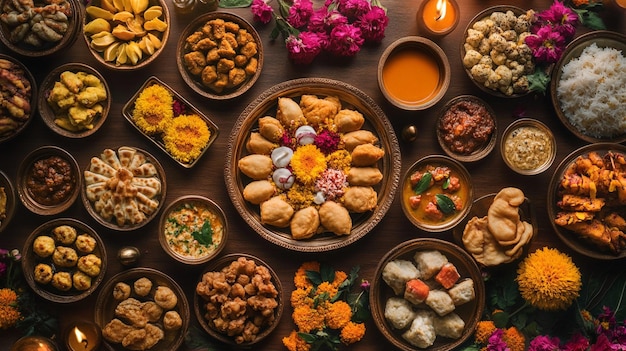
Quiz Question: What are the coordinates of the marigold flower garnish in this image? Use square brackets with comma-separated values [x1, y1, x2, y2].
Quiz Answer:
[0, 304, 20, 330]
[283, 330, 312, 351]
[475, 320, 497, 344]
[339, 321, 366, 344]
[516, 247, 582, 311]
[162, 114, 210, 163]
[503, 327, 526, 351]
[132, 84, 174, 135]
[291, 144, 328, 185]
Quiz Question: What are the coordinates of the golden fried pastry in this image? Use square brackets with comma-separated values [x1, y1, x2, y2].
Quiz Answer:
[141, 301, 163, 323]
[245, 132, 277, 155]
[347, 167, 383, 186]
[163, 310, 183, 331]
[113, 282, 132, 301]
[290, 206, 320, 240]
[243, 180, 275, 205]
[341, 130, 379, 152]
[134, 277, 153, 297]
[75, 233, 97, 253]
[51, 225, 77, 245]
[33, 263, 53, 284]
[122, 323, 164, 351]
[276, 97, 306, 127]
[52, 246, 78, 268]
[487, 198, 519, 244]
[258, 116, 284, 142]
[77, 254, 102, 277]
[319, 201, 352, 235]
[335, 109, 365, 133]
[103, 318, 137, 344]
[51, 272, 72, 291]
[238, 154, 273, 180]
[72, 271, 92, 291]
[260, 196, 294, 227]
[116, 298, 148, 328]
[462, 216, 512, 266]
[299, 94, 341, 126]
[33, 235, 55, 258]
[351, 144, 385, 166]
[343, 186, 377, 213]
[154, 286, 178, 310]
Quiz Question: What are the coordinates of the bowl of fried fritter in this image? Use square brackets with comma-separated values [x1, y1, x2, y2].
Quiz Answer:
[176, 11, 263, 100]
[0, 54, 37, 143]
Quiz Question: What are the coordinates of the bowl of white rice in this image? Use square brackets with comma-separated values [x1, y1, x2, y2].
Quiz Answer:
[550, 30, 626, 143]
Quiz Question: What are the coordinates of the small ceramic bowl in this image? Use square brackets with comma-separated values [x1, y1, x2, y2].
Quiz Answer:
[0, 54, 37, 144]
[370, 238, 485, 351]
[22, 218, 107, 303]
[38, 63, 111, 138]
[159, 195, 228, 265]
[500, 118, 556, 175]
[177, 11, 263, 100]
[401, 155, 473, 232]
[17, 146, 81, 215]
[0, 170, 16, 233]
[378, 36, 450, 110]
[436, 95, 497, 162]
[194, 253, 283, 347]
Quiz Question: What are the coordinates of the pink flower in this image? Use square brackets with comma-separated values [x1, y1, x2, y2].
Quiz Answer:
[359, 279, 370, 290]
[337, 0, 371, 20]
[535, 0, 579, 40]
[525, 25, 566, 64]
[487, 329, 511, 351]
[562, 333, 589, 351]
[356, 6, 388, 42]
[314, 129, 340, 154]
[326, 23, 363, 57]
[529, 335, 561, 351]
[288, 0, 314, 28]
[286, 31, 324, 65]
[251, 0, 274, 24]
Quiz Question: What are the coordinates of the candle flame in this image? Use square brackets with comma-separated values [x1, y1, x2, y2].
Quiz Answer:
[435, 0, 447, 21]
[74, 327, 89, 349]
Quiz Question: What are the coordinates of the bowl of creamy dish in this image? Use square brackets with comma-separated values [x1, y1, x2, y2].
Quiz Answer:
[500, 118, 556, 175]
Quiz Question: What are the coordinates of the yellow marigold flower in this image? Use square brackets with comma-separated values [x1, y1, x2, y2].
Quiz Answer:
[282, 330, 311, 351]
[293, 305, 325, 333]
[0, 288, 18, 305]
[326, 149, 351, 172]
[291, 144, 327, 184]
[294, 262, 320, 289]
[516, 247, 581, 311]
[163, 114, 211, 163]
[332, 270, 347, 287]
[0, 305, 21, 329]
[475, 320, 497, 344]
[326, 300, 352, 329]
[291, 287, 313, 309]
[316, 281, 338, 299]
[503, 327, 525, 351]
[132, 84, 174, 135]
[581, 309, 593, 322]
[340, 321, 365, 345]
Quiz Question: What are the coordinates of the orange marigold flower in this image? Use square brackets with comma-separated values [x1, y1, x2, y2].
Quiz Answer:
[325, 301, 352, 329]
[0, 305, 21, 330]
[572, 0, 589, 6]
[293, 305, 325, 333]
[581, 309, 593, 322]
[316, 281, 338, 299]
[503, 327, 525, 351]
[282, 330, 311, 351]
[0, 288, 18, 305]
[332, 270, 348, 287]
[294, 262, 320, 289]
[340, 321, 365, 345]
[132, 84, 174, 135]
[475, 320, 497, 344]
[291, 287, 313, 309]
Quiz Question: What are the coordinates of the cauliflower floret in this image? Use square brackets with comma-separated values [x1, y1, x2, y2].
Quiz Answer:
[515, 17, 531, 34]
[471, 64, 492, 83]
[465, 28, 484, 48]
[508, 61, 525, 81]
[489, 33, 508, 52]
[486, 69, 501, 89]
[472, 18, 494, 35]
[490, 49, 507, 66]
[504, 42, 520, 60]
[499, 84, 514, 96]
[501, 29, 517, 42]
[463, 50, 483, 68]
[478, 38, 491, 55]
[513, 75, 530, 94]
[464, 43, 475, 53]
[478, 55, 493, 67]
[489, 11, 507, 27]
[495, 65, 513, 87]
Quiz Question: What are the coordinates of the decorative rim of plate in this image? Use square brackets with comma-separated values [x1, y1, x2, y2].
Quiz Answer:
[549, 30, 626, 144]
[0, 169, 16, 233]
[224, 77, 402, 252]
[547, 142, 626, 260]
[0, 54, 37, 144]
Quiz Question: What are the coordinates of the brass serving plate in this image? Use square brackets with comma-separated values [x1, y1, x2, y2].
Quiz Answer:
[224, 78, 401, 252]
[370, 238, 485, 351]
[22, 218, 107, 303]
[95, 267, 189, 351]
[549, 30, 626, 143]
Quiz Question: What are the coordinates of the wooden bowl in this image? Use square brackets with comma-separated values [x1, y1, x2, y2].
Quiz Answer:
[460, 5, 532, 98]
[81, 146, 166, 231]
[21, 218, 107, 303]
[549, 30, 626, 143]
[194, 253, 283, 347]
[0, 0, 80, 57]
[95, 267, 189, 351]
[400, 155, 473, 232]
[370, 238, 485, 351]
[82, 0, 170, 70]
[436, 95, 497, 162]
[0, 54, 37, 144]
[547, 143, 626, 260]
[0, 170, 16, 233]
[122, 76, 219, 168]
[38, 63, 111, 138]
[17, 146, 81, 215]
[500, 118, 556, 175]
[378, 36, 450, 110]
[224, 77, 401, 252]
[176, 11, 263, 100]
[158, 195, 228, 265]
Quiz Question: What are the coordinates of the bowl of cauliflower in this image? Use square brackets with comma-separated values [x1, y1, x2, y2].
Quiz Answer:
[460, 6, 536, 98]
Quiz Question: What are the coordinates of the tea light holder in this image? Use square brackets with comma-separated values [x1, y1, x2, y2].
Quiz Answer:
[65, 321, 102, 351]
[11, 336, 59, 351]
[417, 0, 460, 37]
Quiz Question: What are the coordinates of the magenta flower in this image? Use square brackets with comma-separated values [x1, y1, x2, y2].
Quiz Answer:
[326, 23, 363, 57]
[486, 329, 510, 351]
[251, 0, 274, 24]
[286, 31, 324, 65]
[525, 25, 566, 64]
[535, 0, 579, 40]
[337, 0, 371, 20]
[314, 129, 340, 154]
[359, 279, 370, 291]
[288, 0, 314, 29]
[0, 261, 6, 277]
[529, 335, 561, 351]
[356, 6, 388, 43]
[562, 333, 589, 351]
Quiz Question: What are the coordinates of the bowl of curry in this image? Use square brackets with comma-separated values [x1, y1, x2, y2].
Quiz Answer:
[401, 155, 473, 232]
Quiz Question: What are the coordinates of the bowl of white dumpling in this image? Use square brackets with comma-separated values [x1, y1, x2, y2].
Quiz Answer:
[224, 77, 402, 252]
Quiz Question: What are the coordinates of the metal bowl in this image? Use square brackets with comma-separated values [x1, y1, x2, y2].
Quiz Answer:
[500, 118, 556, 175]
[0, 54, 37, 144]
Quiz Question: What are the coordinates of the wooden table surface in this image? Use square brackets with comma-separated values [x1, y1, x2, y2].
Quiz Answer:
[0, 0, 624, 350]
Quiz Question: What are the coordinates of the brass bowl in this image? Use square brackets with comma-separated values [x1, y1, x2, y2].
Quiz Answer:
[224, 77, 401, 252]
[500, 118, 556, 175]
[194, 253, 283, 347]
[17, 146, 81, 216]
[158, 195, 228, 265]
[38, 63, 111, 138]
[0, 0, 80, 57]
[370, 238, 485, 351]
[21, 218, 107, 303]
[0, 169, 16, 233]
[400, 155, 473, 232]
[436, 95, 497, 162]
[0, 54, 37, 144]
[82, 0, 170, 70]
[81, 146, 166, 231]
[122, 76, 219, 168]
[176, 11, 263, 100]
[547, 143, 626, 260]
[549, 30, 626, 143]
[95, 267, 189, 351]
[460, 5, 532, 98]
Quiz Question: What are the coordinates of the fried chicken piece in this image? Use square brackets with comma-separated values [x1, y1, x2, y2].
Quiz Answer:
[183, 51, 206, 76]
[557, 194, 605, 212]
[299, 94, 341, 127]
[604, 212, 626, 231]
[103, 318, 137, 344]
[122, 323, 164, 351]
[554, 211, 594, 226]
[192, 37, 217, 51]
[562, 219, 616, 252]
[115, 298, 148, 327]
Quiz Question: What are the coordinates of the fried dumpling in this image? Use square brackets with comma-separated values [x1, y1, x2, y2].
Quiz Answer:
[246, 132, 277, 155]
[342, 130, 379, 152]
[299, 94, 341, 126]
[260, 196, 294, 227]
[343, 186, 377, 212]
[238, 154, 273, 180]
[290, 206, 320, 240]
[243, 180, 275, 205]
[347, 167, 383, 186]
[319, 201, 351, 235]
[335, 109, 364, 133]
[258, 116, 284, 142]
[351, 144, 385, 166]
[276, 97, 305, 128]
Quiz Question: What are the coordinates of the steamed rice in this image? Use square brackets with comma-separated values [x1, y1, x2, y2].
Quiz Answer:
[556, 43, 626, 138]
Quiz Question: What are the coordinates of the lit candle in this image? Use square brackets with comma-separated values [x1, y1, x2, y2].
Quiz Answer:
[10, 336, 58, 351]
[65, 321, 101, 351]
[418, 0, 459, 36]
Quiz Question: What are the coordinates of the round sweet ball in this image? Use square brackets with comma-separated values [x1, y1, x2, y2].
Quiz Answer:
[52, 225, 77, 245]
[113, 282, 132, 301]
[51, 272, 72, 291]
[75, 233, 97, 253]
[33, 236, 56, 258]
[154, 286, 177, 310]
[77, 254, 102, 277]
[134, 277, 153, 297]
[73, 271, 93, 291]
[163, 310, 183, 331]
[52, 246, 78, 268]
[33, 263, 54, 285]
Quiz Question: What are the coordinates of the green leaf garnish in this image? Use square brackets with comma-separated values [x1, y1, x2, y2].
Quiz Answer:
[442, 177, 450, 190]
[527, 68, 551, 95]
[413, 172, 432, 194]
[435, 194, 456, 214]
[218, 0, 252, 8]
[191, 220, 213, 246]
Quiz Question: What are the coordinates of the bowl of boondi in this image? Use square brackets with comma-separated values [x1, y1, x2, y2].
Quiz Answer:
[378, 36, 450, 110]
